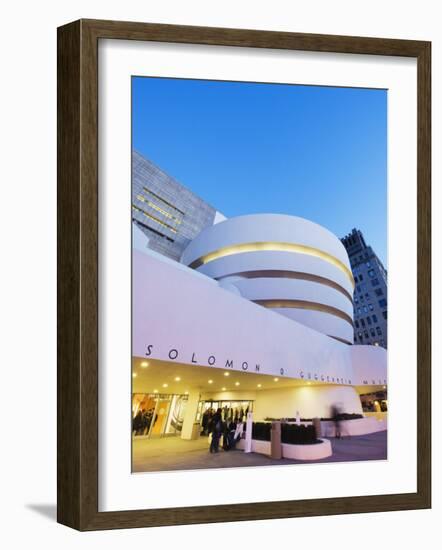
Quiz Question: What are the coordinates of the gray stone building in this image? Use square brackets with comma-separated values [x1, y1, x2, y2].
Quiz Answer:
[132, 150, 224, 261]
[341, 228, 388, 348]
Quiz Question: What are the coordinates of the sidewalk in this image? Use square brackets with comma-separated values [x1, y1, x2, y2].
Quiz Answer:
[132, 430, 387, 473]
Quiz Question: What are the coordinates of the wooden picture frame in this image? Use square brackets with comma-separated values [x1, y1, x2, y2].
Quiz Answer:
[57, 18, 431, 531]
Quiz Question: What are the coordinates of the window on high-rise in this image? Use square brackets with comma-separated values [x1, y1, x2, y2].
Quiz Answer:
[367, 317, 372, 325]
[382, 311, 388, 320]
[375, 288, 383, 296]
[368, 269, 375, 277]
[376, 327, 382, 335]
[379, 299, 387, 308]
[372, 314, 378, 322]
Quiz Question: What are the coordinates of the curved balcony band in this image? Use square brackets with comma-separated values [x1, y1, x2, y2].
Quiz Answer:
[216, 269, 353, 302]
[270, 307, 354, 343]
[196, 250, 354, 299]
[181, 213, 355, 343]
[230, 277, 353, 317]
[255, 299, 353, 324]
[187, 241, 354, 287]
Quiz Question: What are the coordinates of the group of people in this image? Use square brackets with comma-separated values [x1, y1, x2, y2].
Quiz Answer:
[202, 408, 243, 453]
[132, 407, 157, 436]
[201, 406, 248, 434]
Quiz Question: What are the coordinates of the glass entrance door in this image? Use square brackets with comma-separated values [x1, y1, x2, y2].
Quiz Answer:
[164, 394, 188, 435]
[199, 400, 254, 423]
[150, 397, 171, 437]
[132, 393, 189, 438]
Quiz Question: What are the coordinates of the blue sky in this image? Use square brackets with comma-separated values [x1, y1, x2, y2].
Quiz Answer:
[132, 77, 387, 266]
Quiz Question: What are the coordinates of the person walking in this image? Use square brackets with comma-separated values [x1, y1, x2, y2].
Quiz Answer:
[226, 419, 238, 450]
[202, 408, 210, 435]
[132, 409, 143, 435]
[330, 403, 342, 439]
[209, 408, 223, 453]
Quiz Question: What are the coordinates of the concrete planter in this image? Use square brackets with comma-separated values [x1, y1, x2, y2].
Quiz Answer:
[282, 438, 332, 460]
[237, 439, 270, 454]
[251, 439, 271, 454]
[237, 437, 332, 460]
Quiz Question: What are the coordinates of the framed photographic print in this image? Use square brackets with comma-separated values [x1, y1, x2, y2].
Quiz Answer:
[57, 19, 431, 530]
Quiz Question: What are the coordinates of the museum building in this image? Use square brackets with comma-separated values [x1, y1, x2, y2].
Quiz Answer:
[131, 152, 387, 440]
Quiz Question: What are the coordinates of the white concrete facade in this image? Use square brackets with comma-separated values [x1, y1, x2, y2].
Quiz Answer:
[133, 211, 387, 427]
[133, 214, 387, 437]
[251, 385, 364, 420]
[181, 213, 352, 273]
[180, 214, 355, 343]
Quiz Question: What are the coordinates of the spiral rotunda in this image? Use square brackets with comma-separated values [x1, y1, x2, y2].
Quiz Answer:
[181, 214, 355, 344]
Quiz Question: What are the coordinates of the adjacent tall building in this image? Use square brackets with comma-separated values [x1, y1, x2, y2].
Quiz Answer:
[132, 150, 225, 261]
[341, 229, 388, 348]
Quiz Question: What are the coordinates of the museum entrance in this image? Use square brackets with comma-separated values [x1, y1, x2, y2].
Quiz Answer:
[196, 399, 254, 425]
[132, 393, 188, 438]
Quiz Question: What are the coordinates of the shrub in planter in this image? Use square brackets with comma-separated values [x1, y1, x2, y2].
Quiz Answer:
[264, 414, 363, 422]
[281, 423, 318, 445]
[252, 422, 271, 441]
[335, 412, 363, 421]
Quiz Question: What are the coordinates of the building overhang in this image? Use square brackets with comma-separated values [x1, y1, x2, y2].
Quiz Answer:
[133, 249, 387, 388]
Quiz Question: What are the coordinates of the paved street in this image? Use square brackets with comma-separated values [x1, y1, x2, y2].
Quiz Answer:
[132, 430, 387, 473]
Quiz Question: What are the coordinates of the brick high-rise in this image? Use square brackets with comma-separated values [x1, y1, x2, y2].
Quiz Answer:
[341, 229, 388, 348]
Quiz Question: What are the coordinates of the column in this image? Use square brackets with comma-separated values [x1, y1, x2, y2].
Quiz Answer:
[181, 391, 200, 440]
